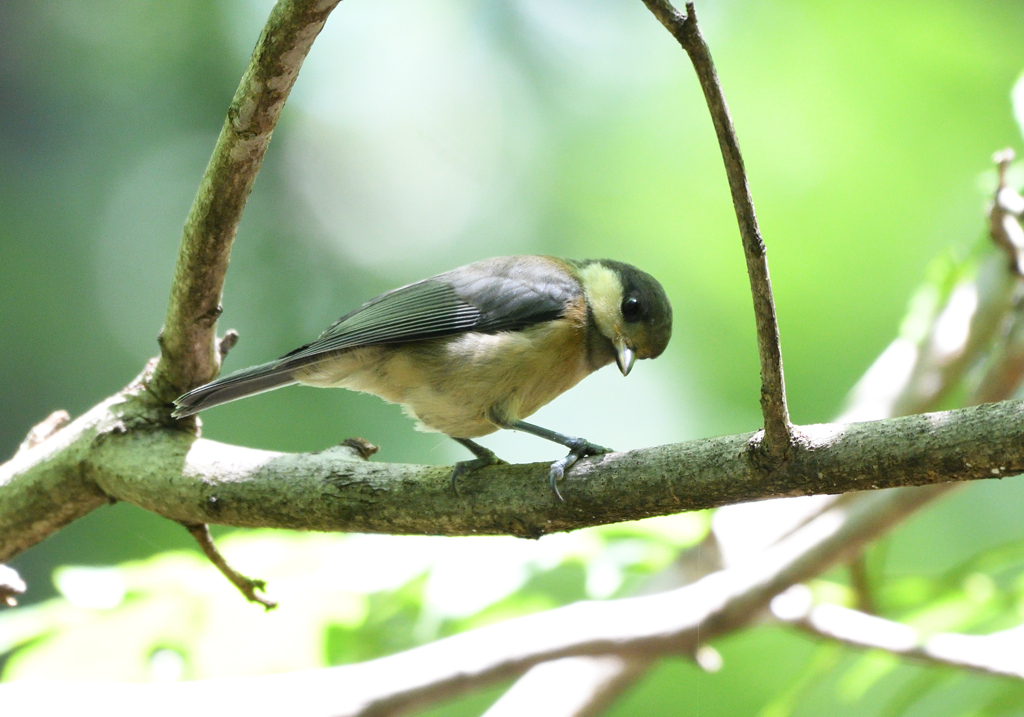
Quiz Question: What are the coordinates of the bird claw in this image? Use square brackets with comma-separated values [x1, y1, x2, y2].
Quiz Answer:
[451, 451, 507, 496]
[547, 439, 613, 502]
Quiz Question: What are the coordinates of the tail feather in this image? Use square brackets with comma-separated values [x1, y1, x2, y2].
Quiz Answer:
[172, 360, 299, 418]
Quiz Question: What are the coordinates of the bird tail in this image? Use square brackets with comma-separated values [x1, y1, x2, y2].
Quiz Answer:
[171, 360, 299, 418]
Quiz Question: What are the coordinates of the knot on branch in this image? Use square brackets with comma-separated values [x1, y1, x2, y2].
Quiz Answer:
[341, 437, 379, 460]
[198, 304, 224, 327]
[746, 425, 801, 474]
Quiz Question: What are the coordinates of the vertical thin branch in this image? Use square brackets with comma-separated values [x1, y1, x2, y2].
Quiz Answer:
[148, 0, 343, 403]
[641, 0, 794, 458]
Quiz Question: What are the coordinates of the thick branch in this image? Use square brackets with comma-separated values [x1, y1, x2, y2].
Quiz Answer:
[149, 0, 342, 402]
[91, 400, 1024, 535]
[641, 0, 792, 457]
[6, 392, 1024, 561]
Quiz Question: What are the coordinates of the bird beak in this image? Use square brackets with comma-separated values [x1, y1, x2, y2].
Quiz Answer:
[615, 341, 636, 376]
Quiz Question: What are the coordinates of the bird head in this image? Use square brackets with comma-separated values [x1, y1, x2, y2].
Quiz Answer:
[577, 260, 673, 376]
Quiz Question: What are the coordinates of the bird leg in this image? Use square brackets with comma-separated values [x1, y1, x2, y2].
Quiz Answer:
[451, 438, 507, 496]
[495, 419, 612, 502]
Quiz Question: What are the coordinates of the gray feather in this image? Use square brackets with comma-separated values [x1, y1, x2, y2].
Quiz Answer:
[172, 256, 583, 416]
[171, 360, 297, 418]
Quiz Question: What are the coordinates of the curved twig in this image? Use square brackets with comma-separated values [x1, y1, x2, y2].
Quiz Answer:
[640, 0, 794, 458]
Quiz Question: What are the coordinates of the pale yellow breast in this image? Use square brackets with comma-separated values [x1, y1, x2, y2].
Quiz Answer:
[294, 319, 594, 439]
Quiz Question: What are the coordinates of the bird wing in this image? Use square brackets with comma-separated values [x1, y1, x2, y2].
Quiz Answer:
[280, 257, 581, 364]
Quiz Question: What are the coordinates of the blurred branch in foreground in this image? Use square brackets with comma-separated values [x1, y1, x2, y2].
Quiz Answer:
[772, 585, 1024, 681]
[0, 485, 944, 716]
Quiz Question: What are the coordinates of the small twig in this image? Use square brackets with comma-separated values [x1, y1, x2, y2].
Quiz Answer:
[773, 585, 1024, 680]
[640, 0, 794, 459]
[183, 523, 276, 610]
[341, 437, 379, 460]
[217, 330, 240, 360]
[17, 410, 70, 454]
[0, 564, 26, 607]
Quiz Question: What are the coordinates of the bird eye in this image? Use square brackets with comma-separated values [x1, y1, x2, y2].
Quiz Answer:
[621, 296, 642, 322]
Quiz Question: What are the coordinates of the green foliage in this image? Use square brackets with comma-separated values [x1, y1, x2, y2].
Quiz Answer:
[5, 0, 1024, 715]
[0, 514, 708, 681]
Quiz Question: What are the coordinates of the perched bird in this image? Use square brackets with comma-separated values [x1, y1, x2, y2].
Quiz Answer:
[173, 256, 672, 500]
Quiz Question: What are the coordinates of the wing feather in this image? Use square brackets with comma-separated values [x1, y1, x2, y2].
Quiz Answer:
[172, 256, 583, 416]
[282, 280, 480, 362]
[278, 256, 582, 365]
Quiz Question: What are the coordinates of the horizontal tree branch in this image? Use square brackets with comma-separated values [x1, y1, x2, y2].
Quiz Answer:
[84, 399, 1024, 533]
[4, 371, 1024, 561]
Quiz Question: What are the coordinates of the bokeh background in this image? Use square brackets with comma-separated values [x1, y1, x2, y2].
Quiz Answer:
[3, 0, 1024, 714]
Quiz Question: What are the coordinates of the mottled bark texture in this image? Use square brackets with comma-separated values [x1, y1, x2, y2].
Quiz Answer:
[5, 387, 1024, 561]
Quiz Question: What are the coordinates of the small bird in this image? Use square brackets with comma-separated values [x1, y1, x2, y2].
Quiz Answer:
[173, 256, 672, 500]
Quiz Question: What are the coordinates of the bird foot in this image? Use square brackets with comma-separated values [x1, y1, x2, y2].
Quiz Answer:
[451, 448, 507, 496]
[548, 438, 612, 502]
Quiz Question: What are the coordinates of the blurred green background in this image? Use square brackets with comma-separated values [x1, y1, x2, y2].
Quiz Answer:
[3, 0, 1024, 714]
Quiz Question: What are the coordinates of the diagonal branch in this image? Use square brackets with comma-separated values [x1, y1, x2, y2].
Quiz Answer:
[148, 0, 343, 403]
[0, 480, 943, 717]
[482, 657, 650, 717]
[641, 0, 793, 458]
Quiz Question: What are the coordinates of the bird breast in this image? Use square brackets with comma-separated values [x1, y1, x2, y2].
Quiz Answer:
[294, 317, 595, 439]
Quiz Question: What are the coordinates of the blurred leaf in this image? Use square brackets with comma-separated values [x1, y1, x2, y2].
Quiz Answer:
[839, 650, 901, 703]
[757, 644, 843, 717]
[1012, 70, 1024, 143]
[878, 669, 951, 717]
[975, 680, 1024, 717]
